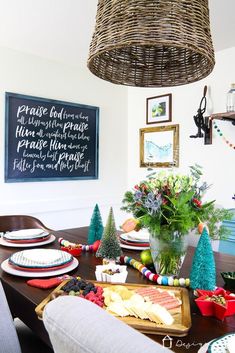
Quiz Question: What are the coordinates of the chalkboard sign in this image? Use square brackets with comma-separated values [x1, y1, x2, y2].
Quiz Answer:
[5, 92, 99, 182]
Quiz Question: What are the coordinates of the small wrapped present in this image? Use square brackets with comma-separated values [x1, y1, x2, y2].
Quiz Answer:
[195, 287, 235, 320]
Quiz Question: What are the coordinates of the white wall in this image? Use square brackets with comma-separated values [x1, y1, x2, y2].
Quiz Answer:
[1, 46, 234, 232]
[127, 47, 235, 250]
[127, 47, 235, 210]
[0, 46, 128, 230]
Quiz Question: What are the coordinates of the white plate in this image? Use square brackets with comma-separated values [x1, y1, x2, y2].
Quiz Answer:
[120, 234, 149, 244]
[120, 230, 150, 242]
[0, 234, 56, 248]
[198, 334, 235, 353]
[9, 248, 72, 268]
[208, 334, 235, 353]
[198, 342, 210, 353]
[4, 229, 47, 240]
[120, 243, 150, 250]
[22, 249, 62, 263]
[1, 258, 79, 278]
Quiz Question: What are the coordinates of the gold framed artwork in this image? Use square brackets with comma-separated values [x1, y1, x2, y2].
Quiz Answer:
[146, 93, 172, 124]
[140, 124, 179, 168]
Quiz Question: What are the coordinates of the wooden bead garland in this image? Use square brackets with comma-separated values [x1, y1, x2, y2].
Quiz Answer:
[213, 120, 235, 150]
[58, 238, 190, 287]
[117, 256, 190, 288]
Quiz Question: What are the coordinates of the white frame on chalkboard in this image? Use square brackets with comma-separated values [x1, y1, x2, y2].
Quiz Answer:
[5, 92, 99, 182]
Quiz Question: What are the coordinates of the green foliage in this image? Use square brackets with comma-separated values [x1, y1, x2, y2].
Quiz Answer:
[87, 204, 104, 244]
[96, 207, 122, 259]
[190, 227, 216, 290]
[121, 166, 233, 239]
[196, 203, 233, 240]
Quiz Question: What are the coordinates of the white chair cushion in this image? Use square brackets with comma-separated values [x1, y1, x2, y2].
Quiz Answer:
[43, 296, 172, 353]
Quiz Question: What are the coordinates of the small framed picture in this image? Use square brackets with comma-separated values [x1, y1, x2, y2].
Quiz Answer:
[146, 93, 172, 124]
[140, 124, 179, 168]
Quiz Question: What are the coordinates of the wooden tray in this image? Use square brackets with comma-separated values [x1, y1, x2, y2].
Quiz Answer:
[35, 280, 191, 337]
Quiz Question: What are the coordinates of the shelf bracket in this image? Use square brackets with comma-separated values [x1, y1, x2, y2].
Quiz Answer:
[208, 112, 235, 144]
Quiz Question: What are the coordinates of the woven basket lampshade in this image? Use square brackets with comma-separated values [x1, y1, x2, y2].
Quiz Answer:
[87, 0, 215, 87]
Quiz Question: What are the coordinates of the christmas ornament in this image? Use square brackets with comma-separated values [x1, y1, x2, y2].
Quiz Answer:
[140, 249, 153, 266]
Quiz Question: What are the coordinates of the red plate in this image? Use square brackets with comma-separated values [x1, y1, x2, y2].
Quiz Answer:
[4, 235, 50, 244]
[119, 238, 149, 247]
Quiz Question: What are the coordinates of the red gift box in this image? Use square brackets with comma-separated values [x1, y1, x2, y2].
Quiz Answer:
[195, 288, 235, 320]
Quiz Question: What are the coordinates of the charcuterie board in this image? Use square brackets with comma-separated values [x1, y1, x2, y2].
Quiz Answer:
[35, 280, 191, 337]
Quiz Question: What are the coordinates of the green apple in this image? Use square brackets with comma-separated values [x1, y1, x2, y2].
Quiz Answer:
[140, 249, 153, 266]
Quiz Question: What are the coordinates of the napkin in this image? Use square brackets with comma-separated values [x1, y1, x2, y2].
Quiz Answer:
[27, 275, 71, 289]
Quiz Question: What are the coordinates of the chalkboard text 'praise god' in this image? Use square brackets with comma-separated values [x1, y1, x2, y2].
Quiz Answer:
[5, 93, 99, 182]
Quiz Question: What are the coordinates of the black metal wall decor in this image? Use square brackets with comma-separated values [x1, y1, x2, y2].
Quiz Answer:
[190, 86, 235, 145]
[190, 86, 211, 145]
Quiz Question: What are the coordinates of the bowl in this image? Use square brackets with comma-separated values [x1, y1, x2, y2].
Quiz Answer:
[221, 272, 235, 290]
[95, 264, 128, 283]
[60, 246, 82, 257]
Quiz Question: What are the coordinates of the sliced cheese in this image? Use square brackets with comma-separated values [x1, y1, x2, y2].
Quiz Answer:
[107, 302, 130, 317]
[112, 285, 133, 300]
[123, 299, 138, 317]
[149, 303, 174, 325]
[110, 292, 122, 302]
[131, 301, 152, 320]
[130, 293, 145, 304]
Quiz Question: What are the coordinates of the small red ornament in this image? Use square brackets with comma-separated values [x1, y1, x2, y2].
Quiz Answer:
[92, 240, 101, 252]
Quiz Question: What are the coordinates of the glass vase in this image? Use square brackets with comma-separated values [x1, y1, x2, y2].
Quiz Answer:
[149, 229, 188, 276]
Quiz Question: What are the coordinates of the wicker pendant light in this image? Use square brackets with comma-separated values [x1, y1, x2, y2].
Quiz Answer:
[87, 0, 215, 87]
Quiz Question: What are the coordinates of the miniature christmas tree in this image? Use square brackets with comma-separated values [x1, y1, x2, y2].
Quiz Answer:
[87, 204, 104, 245]
[96, 207, 122, 260]
[190, 227, 216, 290]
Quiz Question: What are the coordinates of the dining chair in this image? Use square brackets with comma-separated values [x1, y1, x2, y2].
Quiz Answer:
[218, 208, 235, 255]
[0, 215, 52, 233]
[0, 280, 22, 353]
[0, 280, 53, 353]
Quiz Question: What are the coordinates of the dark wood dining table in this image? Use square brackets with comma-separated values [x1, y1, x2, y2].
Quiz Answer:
[1, 227, 235, 353]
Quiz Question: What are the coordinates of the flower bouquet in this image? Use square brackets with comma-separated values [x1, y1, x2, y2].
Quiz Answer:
[121, 165, 232, 276]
